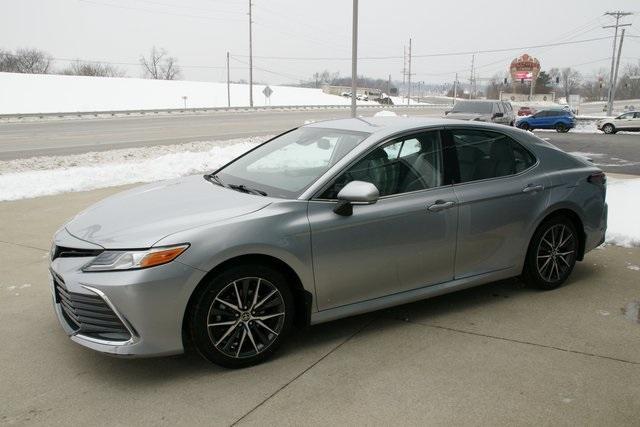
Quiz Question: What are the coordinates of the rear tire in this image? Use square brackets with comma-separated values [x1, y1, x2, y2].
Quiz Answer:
[188, 264, 294, 368]
[523, 216, 578, 290]
[602, 123, 615, 134]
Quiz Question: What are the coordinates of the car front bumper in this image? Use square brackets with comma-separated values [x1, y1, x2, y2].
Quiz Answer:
[50, 228, 207, 357]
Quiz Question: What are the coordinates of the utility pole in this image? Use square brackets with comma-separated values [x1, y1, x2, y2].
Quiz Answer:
[469, 54, 475, 99]
[226, 51, 231, 107]
[611, 29, 626, 109]
[402, 46, 406, 87]
[407, 38, 412, 106]
[387, 74, 391, 97]
[604, 11, 632, 115]
[453, 72, 458, 105]
[248, 0, 254, 107]
[350, 0, 358, 118]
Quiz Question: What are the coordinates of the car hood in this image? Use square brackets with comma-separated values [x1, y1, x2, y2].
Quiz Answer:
[446, 112, 489, 121]
[65, 175, 272, 248]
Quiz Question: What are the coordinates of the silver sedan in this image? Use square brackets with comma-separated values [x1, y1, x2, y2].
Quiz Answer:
[50, 117, 607, 368]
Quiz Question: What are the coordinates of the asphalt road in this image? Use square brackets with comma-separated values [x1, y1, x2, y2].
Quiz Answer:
[0, 108, 638, 175]
[0, 106, 442, 160]
[1, 185, 639, 425]
[534, 131, 640, 176]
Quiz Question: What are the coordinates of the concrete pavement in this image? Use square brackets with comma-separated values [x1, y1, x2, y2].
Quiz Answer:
[1, 186, 639, 426]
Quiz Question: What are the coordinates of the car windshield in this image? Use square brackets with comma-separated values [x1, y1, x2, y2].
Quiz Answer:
[451, 101, 493, 114]
[213, 127, 369, 199]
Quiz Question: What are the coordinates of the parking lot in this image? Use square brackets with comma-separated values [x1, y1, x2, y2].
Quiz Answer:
[1, 184, 639, 426]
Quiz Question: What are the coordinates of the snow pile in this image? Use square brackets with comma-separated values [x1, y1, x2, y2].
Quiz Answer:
[0, 137, 265, 201]
[374, 110, 397, 117]
[605, 178, 640, 248]
[0, 72, 378, 114]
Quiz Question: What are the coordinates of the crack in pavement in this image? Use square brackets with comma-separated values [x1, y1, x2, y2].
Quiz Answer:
[390, 316, 640, 366]
[0, 239, 48, 253]
[229, 316, 378, 426]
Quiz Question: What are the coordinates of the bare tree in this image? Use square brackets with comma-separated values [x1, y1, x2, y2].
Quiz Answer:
[0, 48, 52, 73]
[60, 60, 125, 77]
[550, 67, 582, 102]
[139, 46, 181, 80]
[0, 49, 18, 72]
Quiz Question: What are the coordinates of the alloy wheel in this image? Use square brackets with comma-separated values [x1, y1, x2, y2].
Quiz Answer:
[603, 124, 614, 134]
[535, 224, 576, 283]
[206, 277, 285, 359]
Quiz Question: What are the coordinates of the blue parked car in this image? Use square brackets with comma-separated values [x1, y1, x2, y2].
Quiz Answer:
[516, 109, 576, 133]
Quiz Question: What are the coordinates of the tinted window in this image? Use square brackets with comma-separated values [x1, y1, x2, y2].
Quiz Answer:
[451, 101, 493, 114]
[453, 130, 535, 183]
[320, 131, 444, 199]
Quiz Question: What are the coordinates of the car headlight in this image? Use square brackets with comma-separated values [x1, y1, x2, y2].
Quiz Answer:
[82, 244, 189, 272]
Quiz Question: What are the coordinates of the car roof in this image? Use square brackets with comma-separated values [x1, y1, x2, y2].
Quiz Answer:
[303, 116, 509, 137]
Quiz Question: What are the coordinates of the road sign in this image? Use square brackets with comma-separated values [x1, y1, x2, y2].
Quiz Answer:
[262, 86, 273, 98]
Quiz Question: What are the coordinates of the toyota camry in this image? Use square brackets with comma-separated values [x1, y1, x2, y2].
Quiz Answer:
[50, 117, 607, 368]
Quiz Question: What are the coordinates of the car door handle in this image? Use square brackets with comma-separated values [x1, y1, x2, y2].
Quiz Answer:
[427, 200, 456, 212]
[522, 184, 544, 193]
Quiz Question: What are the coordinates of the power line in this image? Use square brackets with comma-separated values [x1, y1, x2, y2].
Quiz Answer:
[229, 55, 308, 82]
[232, 36, 614, 61]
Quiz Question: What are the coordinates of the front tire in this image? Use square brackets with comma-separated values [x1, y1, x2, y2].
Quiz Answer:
[189, 264, 294, 368]
[518, 122, 531, 131]
[602, 123, 615, 134]
[555, 123, 568, 133]
[523, 216, 578, 290]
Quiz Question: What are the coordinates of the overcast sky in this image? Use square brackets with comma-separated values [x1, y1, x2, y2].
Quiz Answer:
[2, 0, 640, 85]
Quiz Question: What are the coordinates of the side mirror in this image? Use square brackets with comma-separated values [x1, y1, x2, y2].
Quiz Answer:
[493, 112, 504, 118]
[333, 181, 379, 216]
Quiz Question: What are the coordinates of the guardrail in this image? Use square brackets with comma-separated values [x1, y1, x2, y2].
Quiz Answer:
[0, 103, 445, 122]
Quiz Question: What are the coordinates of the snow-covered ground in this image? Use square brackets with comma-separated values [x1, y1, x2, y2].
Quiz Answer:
[0, 72, 378, 114]
[0, 138, 638, 247]
[605, 178, 640, 247]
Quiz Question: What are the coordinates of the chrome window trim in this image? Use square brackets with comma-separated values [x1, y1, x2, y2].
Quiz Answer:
[444, 126, 540, 187]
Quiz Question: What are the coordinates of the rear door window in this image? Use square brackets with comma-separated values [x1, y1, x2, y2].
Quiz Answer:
[452, 129, 536, 183]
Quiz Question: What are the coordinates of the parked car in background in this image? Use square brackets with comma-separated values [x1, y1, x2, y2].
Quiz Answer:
[517, 106, 536, 116]
[516, 109, 576, 133]
[445, 100, 515, 126]
[597, 111, 640, 134]
[50, 117, 607, 368]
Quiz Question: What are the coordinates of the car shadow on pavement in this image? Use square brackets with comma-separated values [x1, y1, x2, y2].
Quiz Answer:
[76, 262, 596, 385]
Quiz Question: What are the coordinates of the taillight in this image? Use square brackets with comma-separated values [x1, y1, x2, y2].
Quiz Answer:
[588, 171, 606, 185]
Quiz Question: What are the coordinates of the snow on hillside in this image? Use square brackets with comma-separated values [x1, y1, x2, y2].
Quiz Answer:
[0, 72, 378, 114]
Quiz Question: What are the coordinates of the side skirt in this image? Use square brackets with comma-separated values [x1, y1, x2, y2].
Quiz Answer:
[310, 267, 520, 325]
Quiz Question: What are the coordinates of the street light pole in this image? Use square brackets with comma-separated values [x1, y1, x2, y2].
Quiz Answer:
[603, 11, 632, 115]
[350, 0, 358, 118]
[226, 51, 231, 107]
[248, 0, 254, 108]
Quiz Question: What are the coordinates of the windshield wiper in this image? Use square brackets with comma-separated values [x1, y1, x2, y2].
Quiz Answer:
[204, 173, 225, 187]
[227, 183, 267, 196]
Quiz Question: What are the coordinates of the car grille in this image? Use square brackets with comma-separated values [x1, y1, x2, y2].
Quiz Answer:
[51, 245, 103, 261]
[51, 271, 131, 342]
